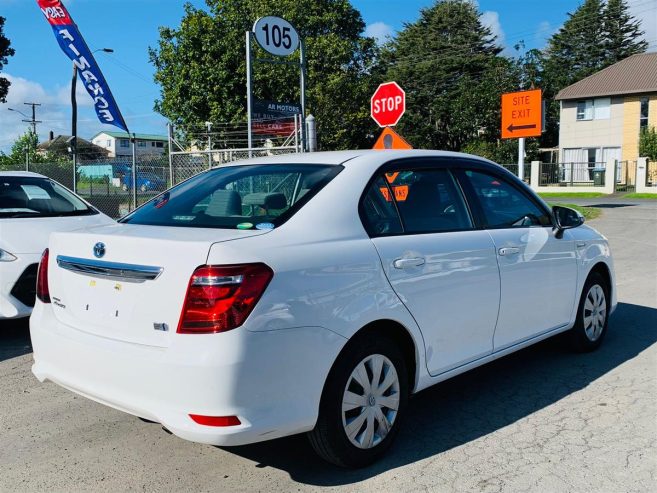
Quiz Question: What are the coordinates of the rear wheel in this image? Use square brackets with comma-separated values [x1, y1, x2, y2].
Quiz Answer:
[568, 272, 609, 351]
[308, 335, 409, 468]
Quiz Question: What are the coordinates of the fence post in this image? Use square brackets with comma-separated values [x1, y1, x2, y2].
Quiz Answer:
[167, 123, 174, 187]
[604, 159, 616, 194]
[306, 114, 317, 152]
[530, 161, 540, 190]
[636, 157, 648, 193]
[131, 133, 137, 210]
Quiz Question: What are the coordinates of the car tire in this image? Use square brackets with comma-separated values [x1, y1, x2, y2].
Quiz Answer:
[308, 334, 409, 468]
[567, 271, 610, 352]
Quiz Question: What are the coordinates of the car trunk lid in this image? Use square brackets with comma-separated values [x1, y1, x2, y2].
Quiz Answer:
[47, 223, 269, 347]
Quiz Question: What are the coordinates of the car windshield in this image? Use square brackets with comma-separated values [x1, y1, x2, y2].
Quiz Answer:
[121, 164, 342, 229]
[0, 176, 95, 218]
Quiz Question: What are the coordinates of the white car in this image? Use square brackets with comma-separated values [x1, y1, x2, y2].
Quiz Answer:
[0, 171, 113, 319]
[30, 151, 616, 467]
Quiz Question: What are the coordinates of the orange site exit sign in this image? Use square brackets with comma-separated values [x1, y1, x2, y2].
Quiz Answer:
[501, 89, 542, 139]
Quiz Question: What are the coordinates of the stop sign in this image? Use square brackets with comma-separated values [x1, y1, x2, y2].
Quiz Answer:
[371, 82, 406, 127]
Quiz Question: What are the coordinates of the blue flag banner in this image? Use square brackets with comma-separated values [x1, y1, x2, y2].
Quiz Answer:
[37, 0, 129, 132]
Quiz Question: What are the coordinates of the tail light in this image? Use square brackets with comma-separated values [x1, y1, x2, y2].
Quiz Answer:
[36, 248, 51, 303]
[178, 263, 273, 334]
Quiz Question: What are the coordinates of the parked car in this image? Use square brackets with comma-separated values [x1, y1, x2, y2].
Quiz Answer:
[121, 171, 166, 192]
[0, 171, 113, 319]
[30, 151, 616, 467]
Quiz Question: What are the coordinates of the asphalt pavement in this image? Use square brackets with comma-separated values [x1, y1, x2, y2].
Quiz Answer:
[1, 199, 655, 492]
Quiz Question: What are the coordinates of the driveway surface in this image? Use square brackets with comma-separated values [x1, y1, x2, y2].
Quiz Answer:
[1, 199, 655, 492]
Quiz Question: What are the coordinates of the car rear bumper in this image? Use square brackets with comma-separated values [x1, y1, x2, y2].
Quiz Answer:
[0, 253, 40, 319]
[30, 302, 346, 446]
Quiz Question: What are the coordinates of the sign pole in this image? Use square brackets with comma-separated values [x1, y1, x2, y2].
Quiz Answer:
[299, 40, 307, 152]
[246, 31, 253, 158]
[71, 63, 78, 193]
[518, 137, 525, 182]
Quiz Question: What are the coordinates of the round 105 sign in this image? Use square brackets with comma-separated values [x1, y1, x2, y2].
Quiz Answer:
[253, 16, 300, 57]
[371, 81, 406, 127]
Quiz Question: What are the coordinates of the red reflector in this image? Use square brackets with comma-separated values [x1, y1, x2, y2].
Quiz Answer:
[178, 263, 273, 334]
[36, 248, 51, 303]
[189, 414, 241, 427]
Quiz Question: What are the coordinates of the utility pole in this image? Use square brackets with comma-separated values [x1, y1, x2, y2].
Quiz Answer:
[23, 102, 42, 135]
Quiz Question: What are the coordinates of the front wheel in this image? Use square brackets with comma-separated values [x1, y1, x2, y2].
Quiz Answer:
[568, 272, 610, 351]
[308, 335, 409, 468]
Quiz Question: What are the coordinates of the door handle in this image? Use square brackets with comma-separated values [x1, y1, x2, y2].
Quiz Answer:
[576, 241, 586, 249]
[498, 247, 520, 256]
[393, 257, 425, 269]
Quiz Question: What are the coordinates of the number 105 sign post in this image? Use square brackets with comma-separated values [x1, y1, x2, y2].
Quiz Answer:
[246, 17, 306, 154]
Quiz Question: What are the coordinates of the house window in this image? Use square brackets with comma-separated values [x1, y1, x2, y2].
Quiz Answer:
[594, 98, 610, 119]
[106, 140, 111, 147]
[577, 100, 594, 120]
[151, 141, 156, 147]
[640, 97, 649, 130]
[576, 98, 610, 121]
[119, 139, 129, 148]
[156, 142, 164, 148]
[138, 141, 147, 147]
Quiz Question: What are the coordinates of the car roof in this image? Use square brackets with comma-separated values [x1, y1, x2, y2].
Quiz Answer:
[0, 170, 47, 178]
[213, 149, 498, 169]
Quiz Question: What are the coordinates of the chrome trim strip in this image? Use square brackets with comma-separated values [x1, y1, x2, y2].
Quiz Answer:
[56, 255, 163, 283]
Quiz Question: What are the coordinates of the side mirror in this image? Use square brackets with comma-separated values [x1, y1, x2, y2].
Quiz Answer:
[553, 205, 584, 237]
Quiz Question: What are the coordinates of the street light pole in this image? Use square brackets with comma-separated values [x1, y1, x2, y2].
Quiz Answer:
[71, 47, 113, 193]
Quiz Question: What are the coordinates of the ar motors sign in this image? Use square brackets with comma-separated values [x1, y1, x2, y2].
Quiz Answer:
[252, 99, 300, 136]
[501, 89, 542, 139]
[371, 82, 406, 127]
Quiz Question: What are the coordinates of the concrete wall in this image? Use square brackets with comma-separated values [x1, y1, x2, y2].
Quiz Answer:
[636, 157, 657, 194]
[529, 160, 615, 194]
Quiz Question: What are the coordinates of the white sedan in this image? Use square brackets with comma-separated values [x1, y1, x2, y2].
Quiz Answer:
[0, 171, 113, 319]
[30, 151, 616, 467]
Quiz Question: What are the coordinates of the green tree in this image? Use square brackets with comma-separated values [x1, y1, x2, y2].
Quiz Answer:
[603, 0, 647, 63]
[380, 0, 517, 151]
[150, 0, 379, 150]
[639, 127, 657, 161]
[0, 16, 15, 103]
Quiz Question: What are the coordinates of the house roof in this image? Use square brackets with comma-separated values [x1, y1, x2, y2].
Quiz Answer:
[555, 52, 657, 101]
[92, 131, 168, 141]
[37, 135, 108, 155]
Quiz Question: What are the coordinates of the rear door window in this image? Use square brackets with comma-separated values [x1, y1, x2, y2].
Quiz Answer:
[121, 164, 341, 229]
[360, 168, 472, 236]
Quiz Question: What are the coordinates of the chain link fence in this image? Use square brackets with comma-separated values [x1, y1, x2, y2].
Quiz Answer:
[2, 126, 301, 218]
[170, 146, 300, 185]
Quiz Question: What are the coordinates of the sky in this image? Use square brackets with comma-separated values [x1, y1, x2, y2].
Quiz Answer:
[0, 0, 655, 153]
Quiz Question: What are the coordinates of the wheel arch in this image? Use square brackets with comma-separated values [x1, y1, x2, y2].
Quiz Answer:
[589, 261, 612, 298]
[331, 319, 419, 393]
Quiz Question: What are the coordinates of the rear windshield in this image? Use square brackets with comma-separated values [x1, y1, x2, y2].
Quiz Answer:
[0, 176, 95, 218]
[121, 164, 342, 229]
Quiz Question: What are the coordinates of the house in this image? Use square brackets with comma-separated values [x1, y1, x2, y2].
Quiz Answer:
[91, 131, 167, 158]
[37, 131, 109, 160]
[556, 52, 657, 185]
